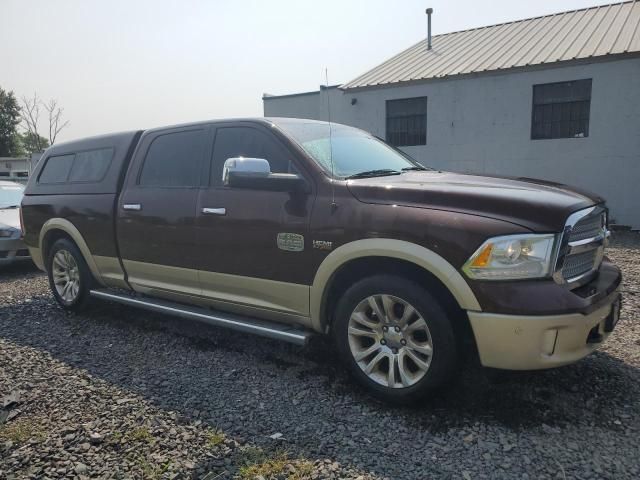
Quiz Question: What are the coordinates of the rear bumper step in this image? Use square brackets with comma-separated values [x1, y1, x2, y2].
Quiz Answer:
[89, 289, 313, 346]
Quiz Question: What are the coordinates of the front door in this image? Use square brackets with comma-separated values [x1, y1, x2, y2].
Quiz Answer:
[117, 126, 209, 297]
[195, 123, 315, 319]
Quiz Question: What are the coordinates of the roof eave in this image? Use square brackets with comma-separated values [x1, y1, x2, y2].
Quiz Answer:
[340, 51, 640, 92]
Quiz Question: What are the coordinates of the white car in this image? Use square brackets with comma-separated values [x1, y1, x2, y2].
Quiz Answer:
[0, 180, 30, 266]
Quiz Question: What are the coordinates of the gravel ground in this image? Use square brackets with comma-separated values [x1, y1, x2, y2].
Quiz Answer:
[1, 233, 639, 480]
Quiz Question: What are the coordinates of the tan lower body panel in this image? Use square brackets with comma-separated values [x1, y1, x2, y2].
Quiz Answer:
[120, 259, 312, 329]
[123, 260, 201, 297]
[136, 287, 312, 329]
[199, 269, 309, 317]
[93, 256, 128, 288]
[468, 294, 618, 370]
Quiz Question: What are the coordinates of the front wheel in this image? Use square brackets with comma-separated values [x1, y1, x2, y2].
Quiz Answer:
[47, 238, 94, 310]
[333, 275, 458, 403]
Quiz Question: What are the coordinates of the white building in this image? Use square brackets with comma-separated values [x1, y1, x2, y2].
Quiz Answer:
[0, 157, 29, 183]
[263, 1, 640, 229]
[0, 153, 42, 184]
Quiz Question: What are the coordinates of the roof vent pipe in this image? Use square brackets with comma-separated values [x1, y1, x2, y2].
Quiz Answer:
[426, 8, 434, 50]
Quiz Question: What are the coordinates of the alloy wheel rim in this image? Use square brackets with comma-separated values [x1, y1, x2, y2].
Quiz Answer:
[52, 250, 80, 303]
[348, 294, 433, 389]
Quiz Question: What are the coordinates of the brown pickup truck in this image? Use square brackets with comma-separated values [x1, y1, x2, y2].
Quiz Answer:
[20, 118, 622, 403]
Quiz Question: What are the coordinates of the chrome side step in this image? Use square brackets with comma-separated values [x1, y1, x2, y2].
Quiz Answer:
[89, 289, 313, 346]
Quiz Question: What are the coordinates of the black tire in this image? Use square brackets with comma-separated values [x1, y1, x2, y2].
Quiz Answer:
[47, 238, 94, 311]
[333, 274, 458, 404]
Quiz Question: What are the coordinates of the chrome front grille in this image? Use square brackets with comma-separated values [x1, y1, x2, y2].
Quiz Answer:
[568, 211, 605, 242]
[562, 249, 598, 280]
[555, 206, 607, 286]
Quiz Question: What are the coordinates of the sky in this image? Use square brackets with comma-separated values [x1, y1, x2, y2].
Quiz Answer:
[1, 0, 609, 142]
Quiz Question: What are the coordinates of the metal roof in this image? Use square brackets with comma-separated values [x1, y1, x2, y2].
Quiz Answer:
[342, 1, 640, 90]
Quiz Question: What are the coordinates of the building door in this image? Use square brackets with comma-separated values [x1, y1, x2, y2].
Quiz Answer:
[195, 122, 315, 318]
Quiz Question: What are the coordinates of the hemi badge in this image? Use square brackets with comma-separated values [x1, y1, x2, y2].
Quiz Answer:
[313, 240, 333, 251]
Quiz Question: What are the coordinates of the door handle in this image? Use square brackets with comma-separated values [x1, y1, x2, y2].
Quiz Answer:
[123, 203, 142, 211]
[202, 207, 226, 216]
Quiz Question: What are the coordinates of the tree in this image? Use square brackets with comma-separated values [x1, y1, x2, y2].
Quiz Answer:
[18, 132, 50, 156]
[44, 99, 69, 145]
[0, 87, 21, 157]
[20, 93, 69, 152]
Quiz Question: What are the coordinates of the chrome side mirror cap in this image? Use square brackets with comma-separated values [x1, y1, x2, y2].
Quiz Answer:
[222, 157, 271, 186]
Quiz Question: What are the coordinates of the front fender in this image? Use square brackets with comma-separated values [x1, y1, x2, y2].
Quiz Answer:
[309, 238, 481, 332]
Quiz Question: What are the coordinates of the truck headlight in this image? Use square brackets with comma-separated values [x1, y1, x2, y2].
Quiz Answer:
[0, 228, 16, 238]
[462, 234, 557, 280]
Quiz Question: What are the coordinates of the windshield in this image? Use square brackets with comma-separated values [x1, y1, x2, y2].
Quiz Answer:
[0, 183, 25, 208]
[275, 121, 425, 178]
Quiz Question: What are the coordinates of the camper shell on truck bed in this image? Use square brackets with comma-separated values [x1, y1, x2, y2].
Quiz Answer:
[22, 131, 142, 275]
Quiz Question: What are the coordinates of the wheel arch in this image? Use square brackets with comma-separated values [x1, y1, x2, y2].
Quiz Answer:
[39, 218, 105, 286]
[310, 239, 481, 334]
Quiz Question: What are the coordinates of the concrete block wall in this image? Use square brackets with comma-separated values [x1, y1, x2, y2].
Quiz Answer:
[264, 58, 640, 228]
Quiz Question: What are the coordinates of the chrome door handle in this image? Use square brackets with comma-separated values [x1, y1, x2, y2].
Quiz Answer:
[202, 207, 226, 215]
[123, 203, 142, 211]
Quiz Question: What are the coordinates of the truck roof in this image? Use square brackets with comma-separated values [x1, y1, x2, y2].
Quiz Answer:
[141, 116, 335, 135]
[26, 117, 335, 197]
[44, 130, 142, 157]
[47, 117, 339, 153]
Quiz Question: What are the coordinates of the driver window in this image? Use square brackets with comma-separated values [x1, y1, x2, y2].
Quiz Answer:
[210, 127, 294, 186]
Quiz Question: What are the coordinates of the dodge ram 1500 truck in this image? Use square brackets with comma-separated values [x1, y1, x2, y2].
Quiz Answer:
[20, 118, 622, 403]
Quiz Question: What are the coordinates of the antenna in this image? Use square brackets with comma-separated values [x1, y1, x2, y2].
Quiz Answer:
[325, 68, 337, 210]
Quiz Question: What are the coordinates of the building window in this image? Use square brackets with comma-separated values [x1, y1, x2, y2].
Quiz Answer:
[386, 97, 427, 147]
[531, 79, 591, 140]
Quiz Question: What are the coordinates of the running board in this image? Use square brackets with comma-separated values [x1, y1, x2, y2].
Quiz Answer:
[89, 289, 312, 346]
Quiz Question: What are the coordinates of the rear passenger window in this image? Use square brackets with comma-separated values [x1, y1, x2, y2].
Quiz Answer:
[68, 148, 113, 182]
[210, 127, 293, 185]
[139, 129, 205, 187]
[38, 154, 75, 184]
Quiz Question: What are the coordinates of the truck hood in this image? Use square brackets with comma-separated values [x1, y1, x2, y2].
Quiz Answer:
[346, 171, 603, 232]
[0, 208, 20, 231]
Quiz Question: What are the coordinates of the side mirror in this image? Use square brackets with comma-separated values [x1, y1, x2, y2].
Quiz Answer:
[222, 157, 270, 185]
[223, 157, 309, 193]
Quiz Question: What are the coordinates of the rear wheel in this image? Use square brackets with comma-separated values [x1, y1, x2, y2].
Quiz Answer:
[47, 238, 94, 310]
[333, 274, 458, 403]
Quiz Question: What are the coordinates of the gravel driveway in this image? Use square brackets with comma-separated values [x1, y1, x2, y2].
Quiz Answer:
[1, 234, 639, 480]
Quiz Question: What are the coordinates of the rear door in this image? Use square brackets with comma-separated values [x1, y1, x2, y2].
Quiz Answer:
[195, 122, 315, 318]
[117, 126, 209, 297]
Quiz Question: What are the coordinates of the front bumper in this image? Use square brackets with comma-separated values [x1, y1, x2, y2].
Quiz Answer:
[468, 280, 621, 370]
[0, 237, 31, 266]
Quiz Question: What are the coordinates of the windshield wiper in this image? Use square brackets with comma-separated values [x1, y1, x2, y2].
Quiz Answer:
[0, 205, 20, 209]
[345, 169, 401, 179]
[401, 166, 428, 172]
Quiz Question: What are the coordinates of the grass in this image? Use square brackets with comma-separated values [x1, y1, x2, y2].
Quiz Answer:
[0, 419, 45, 444]
[108, 426, 154, 447]
[109, 430, 123, 444]
[287, 460, 315, 480]
[205, 430, 225, 448]
[135, 456, 172, 480]
[128, 426, 153, 444]
[237, 449, 315, 480]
